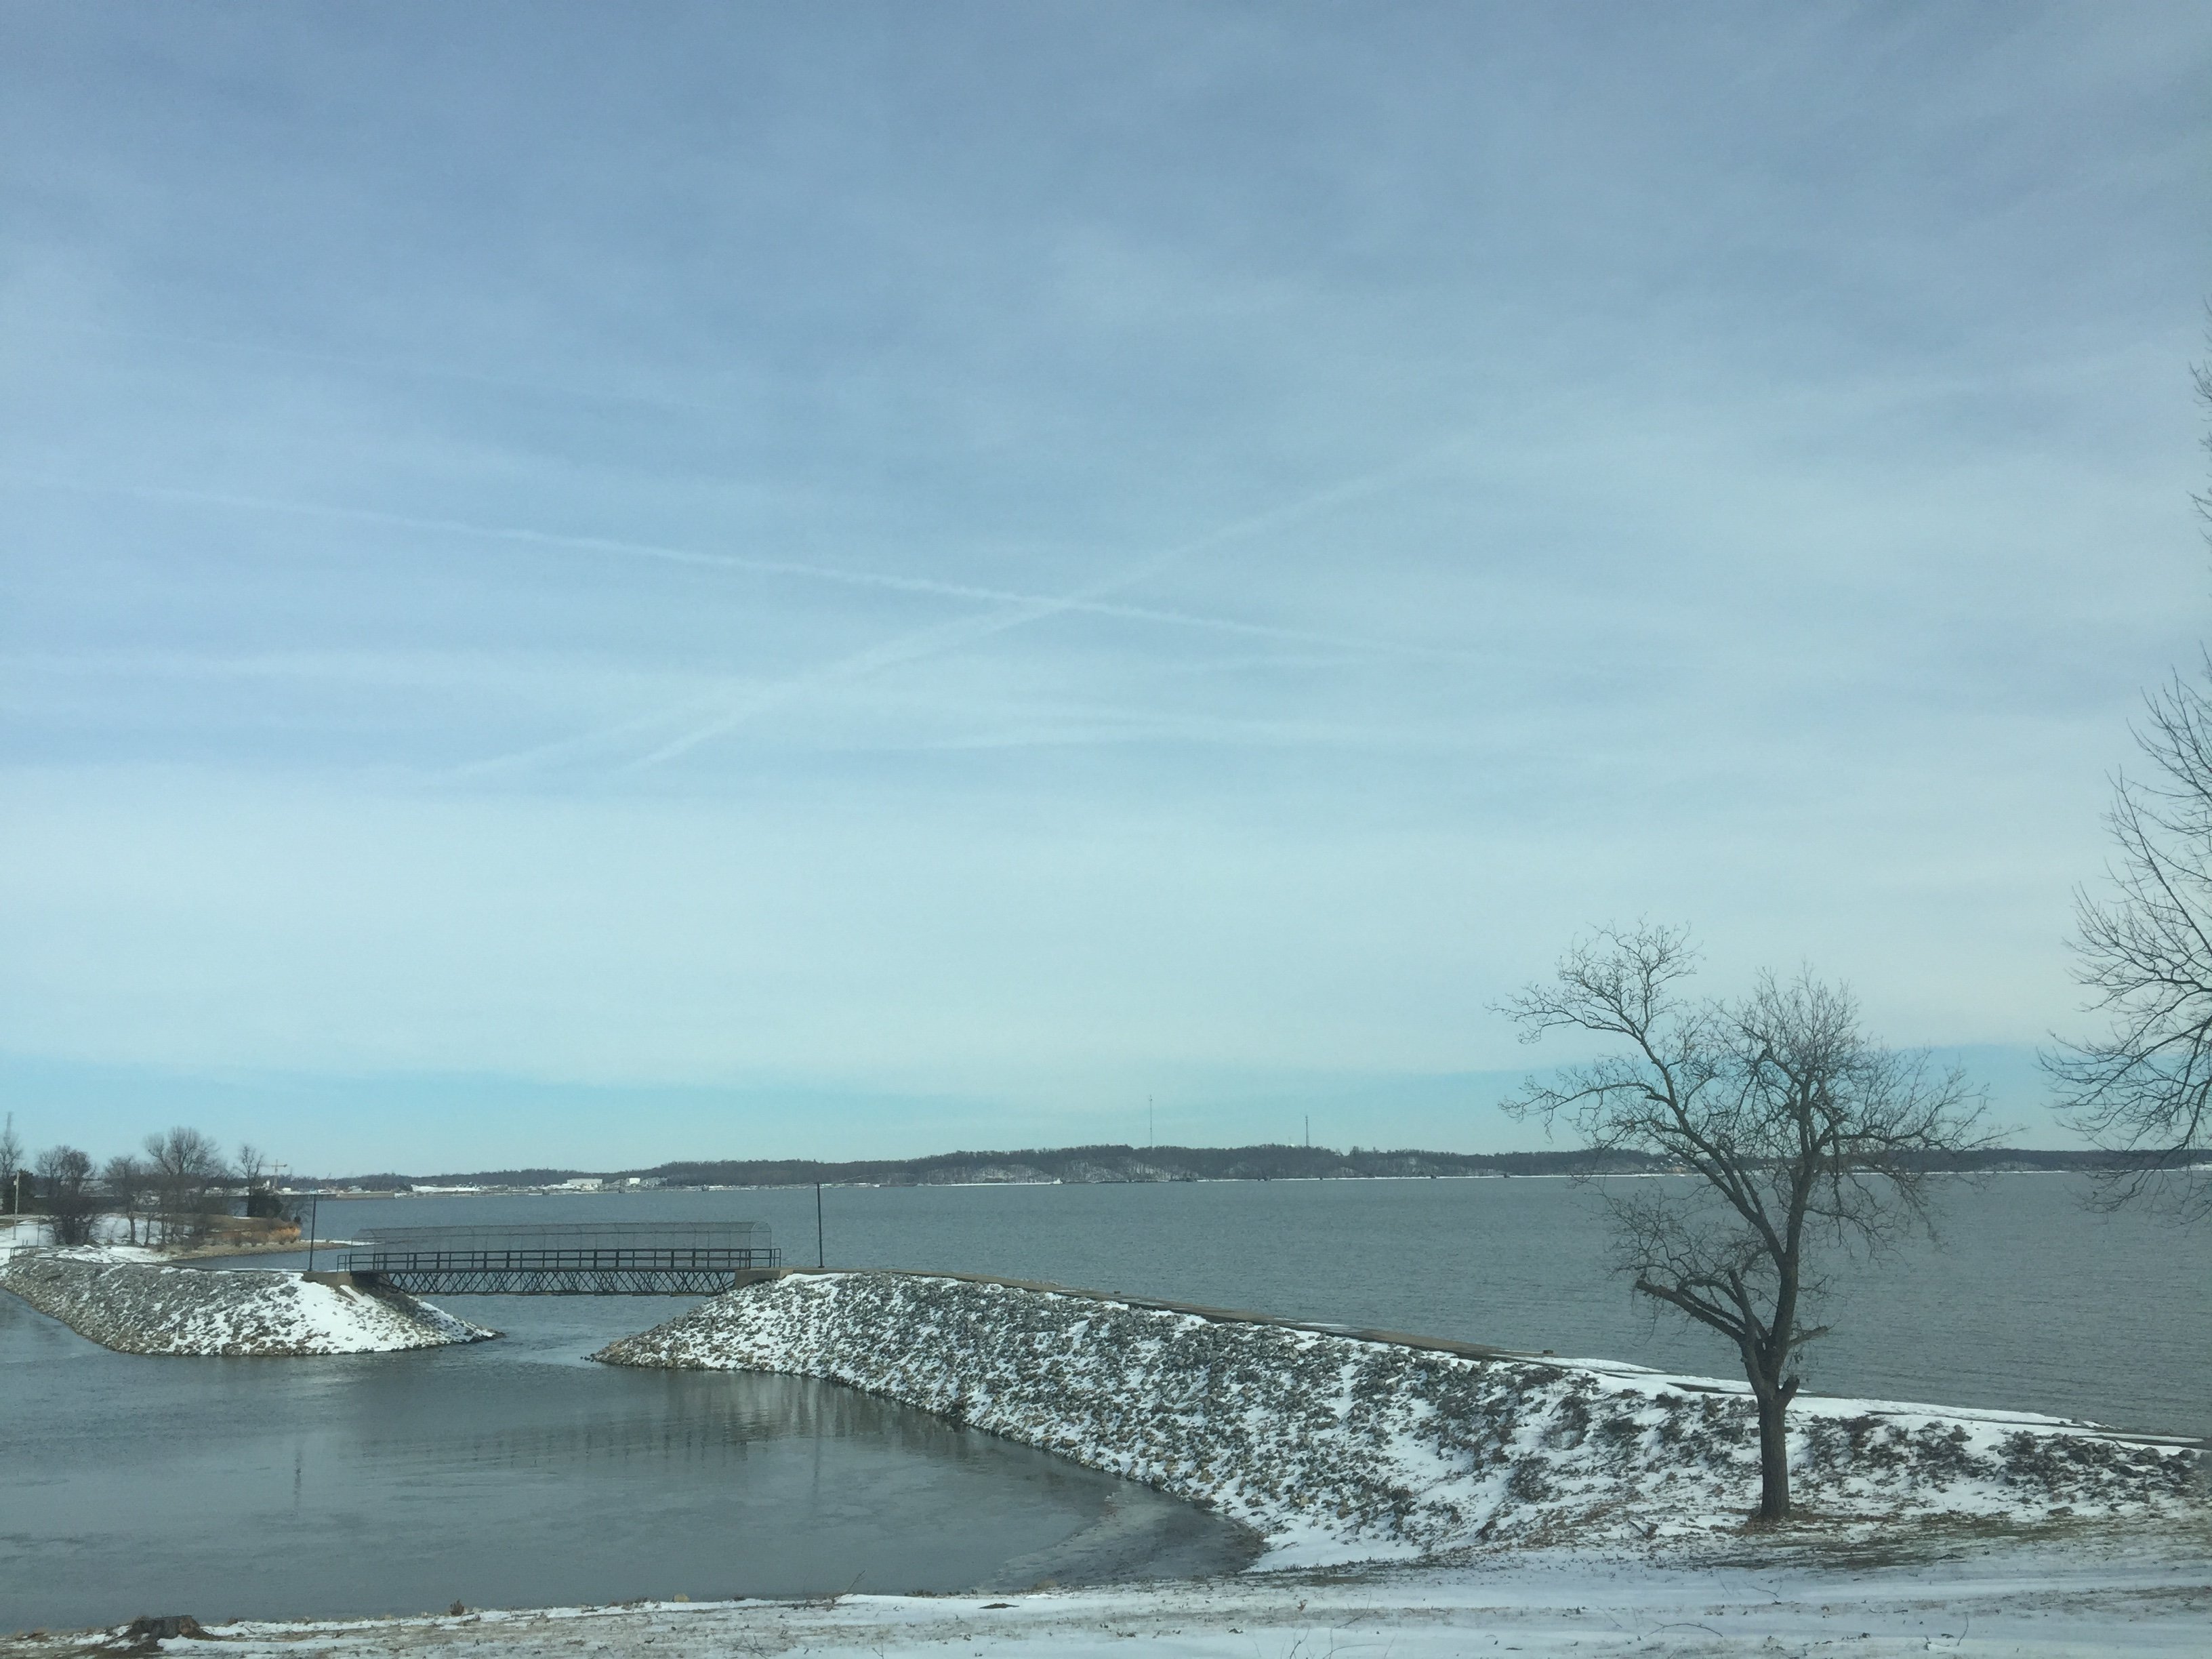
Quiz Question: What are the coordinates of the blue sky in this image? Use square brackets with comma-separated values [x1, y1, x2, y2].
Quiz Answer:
[3, 3, 2209, 1172]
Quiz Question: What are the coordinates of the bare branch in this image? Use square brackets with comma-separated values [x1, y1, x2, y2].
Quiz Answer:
[1498, 924, 1990, 1519]
[2045, 654, 2212, 1224]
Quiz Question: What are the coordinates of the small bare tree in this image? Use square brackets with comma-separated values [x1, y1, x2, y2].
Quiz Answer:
[144, 1126, 224, 1246]
[0, 1114, 22, 1215]
[1500, 924, 1986, 1521]
[102, 1153, 150, 1244]
[34, 1145, 98, 1247]
[234, 1143, 293, 1219]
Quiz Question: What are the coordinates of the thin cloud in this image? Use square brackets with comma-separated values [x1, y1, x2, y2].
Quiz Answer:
[7, 473, 1477, 664]
[619, 434, 1477, 771]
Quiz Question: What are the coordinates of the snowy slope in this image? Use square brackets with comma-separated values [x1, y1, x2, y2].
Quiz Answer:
[0, 1252, 495, 1355]
[38, 1536, 2210, 1659]
[596, 1271, 2203, 1565]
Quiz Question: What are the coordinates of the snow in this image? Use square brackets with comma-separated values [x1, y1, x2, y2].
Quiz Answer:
[0, 1250, 496, 1355]
[0, 1215, 56, 1264]
[596, 1271, 2204, 1566]
[4, 1263, 2203, 1654]
[14, 1532, 2207, 1657]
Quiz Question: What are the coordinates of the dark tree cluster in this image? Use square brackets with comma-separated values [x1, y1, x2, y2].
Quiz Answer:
[2, 1124, 289, 1249]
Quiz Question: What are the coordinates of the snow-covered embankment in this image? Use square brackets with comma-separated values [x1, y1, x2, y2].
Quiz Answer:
[0, 1252, 496, 1355]
[596, 1271, 2203, 1566]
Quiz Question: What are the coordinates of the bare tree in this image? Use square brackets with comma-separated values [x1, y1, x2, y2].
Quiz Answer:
[102, 1153, 150, 1245]
[34, 1145, 98, 1247]
[144, 1126, 224, 1246]
[1500, 924, 1987, 1521]
[2043, 356, 2212, 1223]
[233, 1143, 287, 1218]
[0, 1114, 22, 1215]
[2043, 661, 2212, 1223]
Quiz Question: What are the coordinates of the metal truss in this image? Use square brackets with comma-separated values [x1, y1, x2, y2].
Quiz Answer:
[337, 1246, 783, 1296]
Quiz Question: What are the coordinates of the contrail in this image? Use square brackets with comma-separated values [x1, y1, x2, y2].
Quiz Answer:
[5, 474, 1469, 663]
[620, 434, 1473, 771]
[618, 600, 1078, 772]
[7, 449, 1472, 779]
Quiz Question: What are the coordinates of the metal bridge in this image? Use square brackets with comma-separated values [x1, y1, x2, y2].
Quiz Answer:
[339, 1222, 781, 1294]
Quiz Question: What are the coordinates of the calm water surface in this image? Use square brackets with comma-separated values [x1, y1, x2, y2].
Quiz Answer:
[291, 1172, 2207, 1437]
[7, 1172, 2205, 1631]
[0, 1290, 1252, 1632]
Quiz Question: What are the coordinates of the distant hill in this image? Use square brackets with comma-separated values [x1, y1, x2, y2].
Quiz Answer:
[319, 1142, 2151, 1191]
[634, 1143, 1662, 1187]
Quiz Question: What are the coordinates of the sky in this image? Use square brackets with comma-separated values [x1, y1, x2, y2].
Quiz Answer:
[3, 3, 2209, 1174]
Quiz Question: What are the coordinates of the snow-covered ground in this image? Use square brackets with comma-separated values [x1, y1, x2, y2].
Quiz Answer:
[10, 1532, 2206, 1657]
[0, 1250, 495, 1355]
[0, 1214, 49, 1263]
[598, 1272, 2204, 1565]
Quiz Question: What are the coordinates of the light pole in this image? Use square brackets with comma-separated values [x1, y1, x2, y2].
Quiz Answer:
[815, 1181, 824, 1269]
[304, 1191, 320, 1273]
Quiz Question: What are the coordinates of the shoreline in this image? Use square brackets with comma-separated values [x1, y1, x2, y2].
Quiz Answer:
[0, 1252, 495, 1356]
[7, 1525, 2207, 1657]
[10, 1242, 2203, 1449]
[598, 1271, 2207, 1566]
[657, 1265, 2212, 1453]
[298, 1164, 2151, 1197]
[5, 1261, 2205, 1650]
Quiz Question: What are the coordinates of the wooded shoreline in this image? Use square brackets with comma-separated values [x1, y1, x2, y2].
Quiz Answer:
[322, 1142, 2195, 1192]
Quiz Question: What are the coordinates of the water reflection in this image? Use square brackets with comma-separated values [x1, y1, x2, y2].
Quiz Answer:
[344, 1368, 1019, 1474]
[0, 1293, 1256, 1632]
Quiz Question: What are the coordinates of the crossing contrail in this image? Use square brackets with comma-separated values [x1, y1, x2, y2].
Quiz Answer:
[6, 474, 1471, 664]
[616, 434, 1475, 771]
[7, 451, 1473, 779]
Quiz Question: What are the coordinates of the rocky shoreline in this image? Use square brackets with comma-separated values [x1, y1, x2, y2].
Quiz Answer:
[0, 1252, 495, 1356]
[597, 1271, 2205, 1565]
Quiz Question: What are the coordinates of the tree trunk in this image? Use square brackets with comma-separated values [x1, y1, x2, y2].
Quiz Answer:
[1754, 1387, 1791, 1520]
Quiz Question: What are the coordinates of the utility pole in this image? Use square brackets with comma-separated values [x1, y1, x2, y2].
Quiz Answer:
[815, 1181, 824, 1269]
[304, 1190, 319, 1273]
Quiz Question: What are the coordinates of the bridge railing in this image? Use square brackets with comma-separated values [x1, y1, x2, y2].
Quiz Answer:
[338, 1246, 783, 1273]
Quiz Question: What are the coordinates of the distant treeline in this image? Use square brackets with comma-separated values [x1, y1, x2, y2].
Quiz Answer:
[644, 1145, 1664, 1187]
[320, 1143, 2165, 1190]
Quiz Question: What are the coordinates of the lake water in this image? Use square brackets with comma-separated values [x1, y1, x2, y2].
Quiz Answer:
[865, 1172, 2204, 1441]
[5, 1172, 2205, 1631]
[287, 1172, 2208, 1438]
[0, 1289, 1256, 1633]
